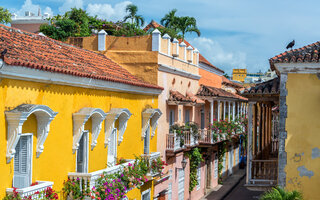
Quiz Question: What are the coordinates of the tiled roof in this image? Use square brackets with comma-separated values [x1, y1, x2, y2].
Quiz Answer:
[186, 91, 205, 104]
[269, 41, 320, 70]
[197, 84, 247, 101]
[199, 54, 225, 74]
[143, 20, 164, 32]
[0, 25, 162, 90]
[168, 90, 205, 105]
[222, 76, 243, 88]
[242, 77, 279, 95]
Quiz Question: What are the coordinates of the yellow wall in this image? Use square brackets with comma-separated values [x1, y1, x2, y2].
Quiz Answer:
[106, 51, 159, 85]
[285, 73, 320, 200]
[232, 69, 247, 82]
[0, 78, 158, 198]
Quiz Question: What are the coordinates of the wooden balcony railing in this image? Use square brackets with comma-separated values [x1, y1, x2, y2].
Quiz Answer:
[250, 160, 278, 185]
[198, 129, 212, 144]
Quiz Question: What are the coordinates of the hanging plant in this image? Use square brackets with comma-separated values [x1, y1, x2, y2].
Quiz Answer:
[186, 148, 203, 191]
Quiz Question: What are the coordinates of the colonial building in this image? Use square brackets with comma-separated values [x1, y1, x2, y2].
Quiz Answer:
[242, 41, 320, 200]
[0, 24, 163, 199]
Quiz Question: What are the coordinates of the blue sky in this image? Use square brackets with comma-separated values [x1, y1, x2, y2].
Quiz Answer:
[4, 0, 320, 75]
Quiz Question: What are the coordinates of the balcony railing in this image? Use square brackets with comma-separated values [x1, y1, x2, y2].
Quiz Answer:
[68, 160, 134, 190]
[249, 160, 278, 185]
[166, 129, 240, 153]
[141, 152, 161, 177]
[6, 181, 53, 198]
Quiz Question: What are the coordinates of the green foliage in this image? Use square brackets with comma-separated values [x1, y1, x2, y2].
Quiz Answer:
[3, 186, 58, 200]
[40, 19, 77, 41]
[0, 7, 11, 24]
[170, 122, 199, 147]
[123, 4, 144, 27]
[160, 9, 201, 40]
[113, 22, 147, 37]
[151, 156, 166, 175]
[186, 148, 203, 191]
[62, 178, 91, 199]
[260, 186, 303, 200]
[217, 142, 227, 184]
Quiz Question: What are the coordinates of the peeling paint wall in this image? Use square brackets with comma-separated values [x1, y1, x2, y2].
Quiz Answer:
[285, 73, 320, 200]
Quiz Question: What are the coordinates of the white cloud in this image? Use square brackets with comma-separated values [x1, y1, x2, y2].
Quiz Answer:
[16, 0, 53, 16]
[192, 37, 247, 75]
[59, 0, 83, 14]
[87, 1, 132, 21]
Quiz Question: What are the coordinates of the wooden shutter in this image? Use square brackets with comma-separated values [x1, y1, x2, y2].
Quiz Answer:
[197, 164, 201, 189]
[14, 135, 31, 189]
[141, 190, 150, 200]
[144, 127, 150, 154]
[77, 132, 88, 173]
[107, 128, 117, 166]
[168, 183, 172, 200]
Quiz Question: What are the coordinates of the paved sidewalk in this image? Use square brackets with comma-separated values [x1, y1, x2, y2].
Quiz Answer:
[223, 178, 263, 200]
[201, 169, 246, 200]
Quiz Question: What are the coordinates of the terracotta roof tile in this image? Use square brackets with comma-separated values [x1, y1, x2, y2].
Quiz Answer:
[221, 76, 243, 88]
[269, 41, 320, 71]
[198, 54, 225, 73]
[242, 77, 279, 95]
[168, 90, 192, 103]
[0, 25, 162, 90]
[143, 20, 164, 32]
[196, 84, 247, 100]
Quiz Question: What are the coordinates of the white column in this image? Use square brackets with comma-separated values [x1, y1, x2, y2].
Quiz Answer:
[246, 102, 254, 184]
[152, 29, 161, 52]
[223, 101, 226, 120]
[240, 102, 243, 116]
[228, 101, 231, 121]
[237, 102, 240, 118]
[232, 102, 235, 121]
[217, 100, 221, 121]
[210, 100, 214, 125]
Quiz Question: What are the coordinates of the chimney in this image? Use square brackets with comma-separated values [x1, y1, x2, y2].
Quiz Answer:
[98, 30, 107, 51]
[152, 29, 161, 52]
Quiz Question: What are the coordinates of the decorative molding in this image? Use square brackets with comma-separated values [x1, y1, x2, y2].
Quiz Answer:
[158, 64, 201, 80]
[104, 108, 132, 146]
[73, 108, 107, 153]
[172, 38, 179, 57]
[5, 104, 58, 162]
[0, 64, 162, 95]
[141, 109, 162, 138]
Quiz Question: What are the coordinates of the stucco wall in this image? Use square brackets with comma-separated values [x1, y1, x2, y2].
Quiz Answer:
[0, 78, 158, 199]
[158, 54, 199, 76]
[106, 35, 152, 51]
[106, 51, 159, 85]
[285, 73, 320, 200]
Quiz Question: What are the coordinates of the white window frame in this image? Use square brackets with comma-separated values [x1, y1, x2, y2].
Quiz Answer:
[76, 131, 89, 173]
[141, 188, 151, 200]
[107, 128, 118, 167]
[13, 133, 33, 188]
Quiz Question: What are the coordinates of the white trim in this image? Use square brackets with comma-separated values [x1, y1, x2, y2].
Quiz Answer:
[0, 64, 162, 95]
[104, 108, 132, 146]
[158, 64, 201, 80]
[141, 188, 151, 200]
[141, 109, 162, 138]
[159, 52, 199, 67]
[274, 63, 320, 73]
[75, 130, 89, 173]
[199, 62, 224, 76]
[72, 108, 107, 153]
[5, 104, 58, 162]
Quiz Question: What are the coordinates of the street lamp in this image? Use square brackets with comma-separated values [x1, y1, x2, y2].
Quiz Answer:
[181, 157, 187, 169]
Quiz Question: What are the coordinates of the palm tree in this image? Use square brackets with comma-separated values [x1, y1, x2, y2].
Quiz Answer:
[123, 4, 144, 27]
[176, 16, 200, 40]
[260, 187, 303, 200]
[160, 9, 178, 29]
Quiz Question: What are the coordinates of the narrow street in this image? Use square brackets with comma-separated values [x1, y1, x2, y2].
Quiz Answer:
[222, 178, 263, 200]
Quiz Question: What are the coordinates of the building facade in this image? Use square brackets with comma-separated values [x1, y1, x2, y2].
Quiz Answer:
[0, 25, 163, 199]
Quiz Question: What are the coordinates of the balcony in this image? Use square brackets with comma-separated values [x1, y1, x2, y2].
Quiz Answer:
[166, 128, 240, 154]
[141, 152, 161, 177]
[68, 160, 134, 190]
[6, 181, 53, 198]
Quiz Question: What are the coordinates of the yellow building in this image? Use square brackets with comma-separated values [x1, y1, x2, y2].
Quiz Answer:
[232, 69, 247, 82]
[243, 42, 320, 200]
[0, 25, 163, 199]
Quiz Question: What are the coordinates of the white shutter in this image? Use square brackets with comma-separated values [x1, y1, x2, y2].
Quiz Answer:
[77, 131, 88, 173]
[197, 164, 201, 190]
[144, 127, 150, 154]
[14, 135, 32, 189]
[168, 183, 172, 200]
[141, 189, 150, 200]
[178, 169, 185, 200]
[107, 128, 117, 166]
